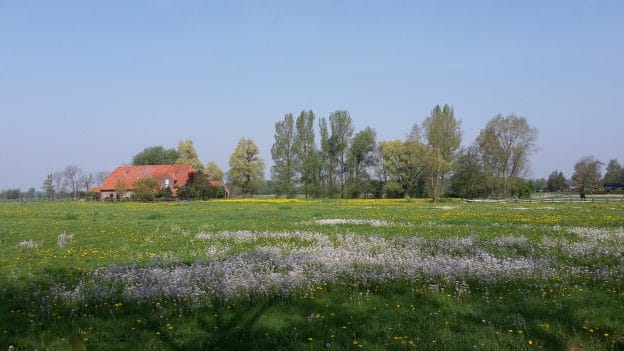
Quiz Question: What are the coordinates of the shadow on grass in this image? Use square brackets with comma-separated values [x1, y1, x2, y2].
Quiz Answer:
[1, 273, 623, 351]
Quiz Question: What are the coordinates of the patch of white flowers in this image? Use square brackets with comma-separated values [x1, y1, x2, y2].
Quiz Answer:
[57, 233, 74, 247]
[313, 219, 395, 227]
[52, 226, 624, 304]
[17, 240, 40, 249]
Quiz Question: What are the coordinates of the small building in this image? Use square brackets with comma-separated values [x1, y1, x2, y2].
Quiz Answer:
[99, 164, 196, 199]
[208, 180, 231, 198]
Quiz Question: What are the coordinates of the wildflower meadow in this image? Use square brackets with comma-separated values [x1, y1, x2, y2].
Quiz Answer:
[0, 199, 623, 350]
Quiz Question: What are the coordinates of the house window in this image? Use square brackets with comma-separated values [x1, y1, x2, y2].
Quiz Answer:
[165, 179, 170, 187]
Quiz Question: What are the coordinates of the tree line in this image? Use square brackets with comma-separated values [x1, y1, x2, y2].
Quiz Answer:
[5, 105, 622, 201]
[38, 166, 110, 200]
[268, 106, 542, 200]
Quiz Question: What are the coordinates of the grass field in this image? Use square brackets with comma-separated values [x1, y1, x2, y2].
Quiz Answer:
[1, 199, 623, 350]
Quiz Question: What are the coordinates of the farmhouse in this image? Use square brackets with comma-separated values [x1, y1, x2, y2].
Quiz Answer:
[98, 164, 229, 199]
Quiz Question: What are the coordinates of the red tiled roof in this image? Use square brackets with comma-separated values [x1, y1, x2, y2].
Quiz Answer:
[100, 165, 197, 191]
[207, 180, 224, 187]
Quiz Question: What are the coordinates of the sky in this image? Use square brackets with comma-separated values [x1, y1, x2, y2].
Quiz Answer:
[1, 0, 622, 190]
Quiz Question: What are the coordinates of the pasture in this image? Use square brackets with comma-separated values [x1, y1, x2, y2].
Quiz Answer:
[0, 199, 623, 350]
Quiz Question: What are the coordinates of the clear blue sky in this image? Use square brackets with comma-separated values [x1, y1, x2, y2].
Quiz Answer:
[1, 0, 622, 190]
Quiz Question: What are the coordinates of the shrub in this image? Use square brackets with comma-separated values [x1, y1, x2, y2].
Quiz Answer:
[131, 177, 161, 201]
[383, 182, 404, 198]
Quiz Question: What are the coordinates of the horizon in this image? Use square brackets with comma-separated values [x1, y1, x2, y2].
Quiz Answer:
[1, 1, 623, 190]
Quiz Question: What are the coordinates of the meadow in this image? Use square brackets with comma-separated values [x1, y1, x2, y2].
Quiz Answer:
[0, 199, 623, 350]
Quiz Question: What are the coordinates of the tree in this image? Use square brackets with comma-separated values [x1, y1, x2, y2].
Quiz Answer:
[42, 174, 55, 199]
[406, 123, 422, 142]
[115, 178, 127, 199]
[95, 171, 110, 186]
[26, 188, 36, 199]
[346, 127, 377, 197]
[63, 165, 83, 199]
[603, 159, 624, 184]
[132, 146, 180, 165]
[294, 110, 320, 198]
[319, 117, 331, 196]
[422, 104, 462, 201]
[4, 189, 20, 200]
[449, 146, 486, 199]
[204, 162, 224, 181]
[379, 140, 427, 197]
[80, 173, 95, 193]
[476, 114, 538, 196]
[178, 172, 225, 200]
[227, 138, 265, 196]
[271, 113, 297, 197]
[318, 111, 354, 197]
[546, 171, 568, 192]
[529, 178, 547, 193]
[330, 111, 354, 197]
[131, 177, 162, 201]
[572, 156, 603, 193]
[52, 171, 65, 199]
[176, 140, 204, 172]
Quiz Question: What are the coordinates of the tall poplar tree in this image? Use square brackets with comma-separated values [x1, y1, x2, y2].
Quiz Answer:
[271, 113, 297, 197]
[346, 127, 377, 197]
[422, 104, 462, 201]
[294, 110, 319, 197]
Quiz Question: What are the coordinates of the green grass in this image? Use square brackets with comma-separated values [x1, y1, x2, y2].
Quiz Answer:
[1, 199, 623, 350]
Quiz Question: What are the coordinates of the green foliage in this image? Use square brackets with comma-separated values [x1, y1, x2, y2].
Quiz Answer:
[319, 111, 354, 197]
[572, 155, 603, 193]
[131, 177, 162, 201]
[132, 146, 180, 165]
[516, 181, 534, 199]
[546, 171, 568, 192]
[227, 138, 265, 196]
[204, 161, 224, 181]
[603, 159, 624, 183]
[177, 172, 224, 200]
[271, 113, 297, 197]
[449, 147, 486, 198]
[383, 181, 404, 198]
[160, 185, 173, 199]
[294, 110, 320, 198]
[477, 114, 538, 196]
[175, 140, 204, 172]
[1, 188, 21, 200]
[422, 104, 462, 201]
[346, 127, 377, 198]
[379, 140, 427, 198]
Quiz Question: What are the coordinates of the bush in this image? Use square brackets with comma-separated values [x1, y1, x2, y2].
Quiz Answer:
[383, 182, 404, 199]
[517, 183, 533, 199]
[131, 177, 161, 201]
[177, 172, 226, 200]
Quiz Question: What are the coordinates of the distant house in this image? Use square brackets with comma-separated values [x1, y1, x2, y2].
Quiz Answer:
[97, 164, 230, 199]
[99, 164, 197, 199]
